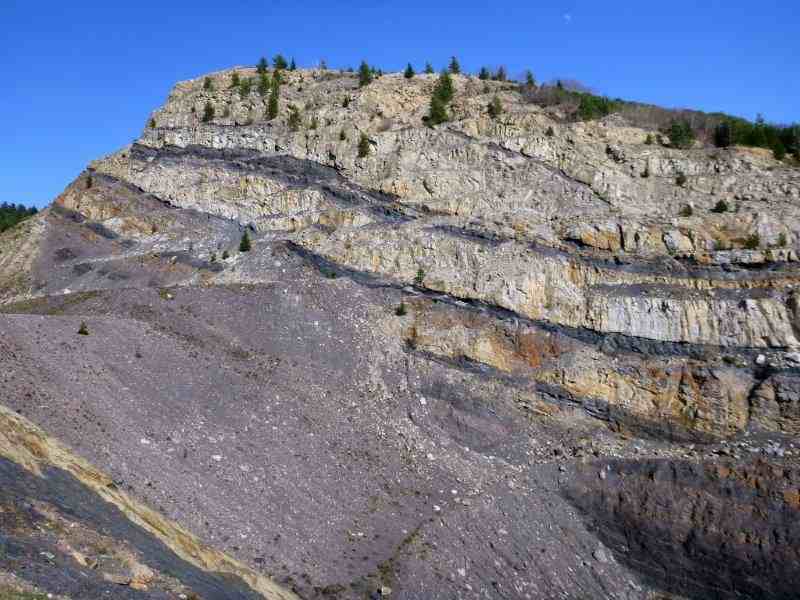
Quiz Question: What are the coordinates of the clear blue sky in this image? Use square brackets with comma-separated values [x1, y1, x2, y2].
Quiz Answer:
[2, 0, 798, 207]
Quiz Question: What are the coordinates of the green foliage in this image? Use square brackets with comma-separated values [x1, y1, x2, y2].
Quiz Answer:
[358, 133, 371, 158]
[149, 118, 156, 128]
[258, 73, 271, 96]
[478, 67, 490, 80]
[424, 62, 434, 74]
[492, 66, 507, 82]
[342, 96, 351, 108]
[404, 63, 415, 79]
[679, 205, 693, 217]
[230, 71, 240, 88]
[676, 171, 687, 186]
[525, 70, 536, 87]
[288, 105, 302, 131]
[425, 71, 455, 127]
[448, 56, 461, 74]
[289, 57, 297, 71]
[358, 61, 373, 87]
[222, 249, 230, 260]
[86, 175, 93, 189]
[395, 302, 407, 316]
[577, 94, 617, 121]
[434, 71, 454, 104]
[545, 126, 554, 137]
[711, 199, 729, 213]
[256, 57, 268, 74]
[414, 268, 425, 286]
[339, 129, 347, 141]
[773, 142, 787, 160]
[238, 77, 252, 98]
[667, 119, 696, 149]
[716, 113, 786, 150]
[713, 121, 732, 147]
[310, 116, 318, 130]
[777, 232, 788, 247]
[645, 133, 654, 145]
[743, 232, 760, 250]
[267, 78, 280, 120]
[427, 95, 448, 126]
[273, 54, 288, 69]
[77, 321, 89, 335]
[487, 95, 503, 119]
[203, 76, 214, 91]
[239, 230, 252, 252]
[202, 101, 215, 122]
[0, 202, 37, 233]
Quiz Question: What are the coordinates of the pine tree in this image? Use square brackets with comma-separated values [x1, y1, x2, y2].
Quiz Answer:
[238, 77, 252, 98]
[449, 56, 461, 74]
[77, 321, 89, 336]
[404, 63, 415, 79]
[230, 71, 240, 88]
[258, 73, 271, 96]
[714, 122, 732, 148]
[493, 66, 507, 82]
[203, 77, 214, 91]
[358, 61, 373, 87]
[289, 57, 297, 71]
[239, 231, 252, 252]
[319, 59, 328, 70]
[267, 78, 280, 120]
[273, 54, 288, 69]
[202, 102, 215, 122]
[668, 120, 696, 149]
[424, 62, 434, 74]
[487, 96, 503, 119]
[358, 133, 371, 158]
[478, 67, 490, 80]
[434, 71, 454, 104]
[525, 70, 536, 87]
[427, 95, 448, 126]
[256, 57, 268, 74]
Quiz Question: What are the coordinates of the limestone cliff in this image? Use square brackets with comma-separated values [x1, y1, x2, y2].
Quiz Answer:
[2, 65, 800, 600]
[80, 66, 800, 439]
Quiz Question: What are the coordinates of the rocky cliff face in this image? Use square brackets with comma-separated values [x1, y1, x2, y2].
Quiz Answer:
[87, 66, 800, 440]
[2, 65, 800, 599]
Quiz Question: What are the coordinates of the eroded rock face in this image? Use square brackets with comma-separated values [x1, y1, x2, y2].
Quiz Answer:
[564, 459, 800, 600]
[3, 65, 800, 599]
[22, 66, 800, 440]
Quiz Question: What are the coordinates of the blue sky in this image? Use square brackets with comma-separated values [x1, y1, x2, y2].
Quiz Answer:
[2, 0, 798, 207]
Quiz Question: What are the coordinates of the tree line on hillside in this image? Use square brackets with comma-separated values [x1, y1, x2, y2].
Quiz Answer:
[522, 80, 798, 158]
[200, 53, 798, 162]
[0, 202, 37, 233]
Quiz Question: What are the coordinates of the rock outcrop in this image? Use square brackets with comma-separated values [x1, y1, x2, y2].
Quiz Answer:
[83, 66, 800, 438]
[2, 64, 800, 599]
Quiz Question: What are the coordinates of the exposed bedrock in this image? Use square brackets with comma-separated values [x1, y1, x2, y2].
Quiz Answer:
[298, 222, 800, 349]
[564, 458, 800, 600]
